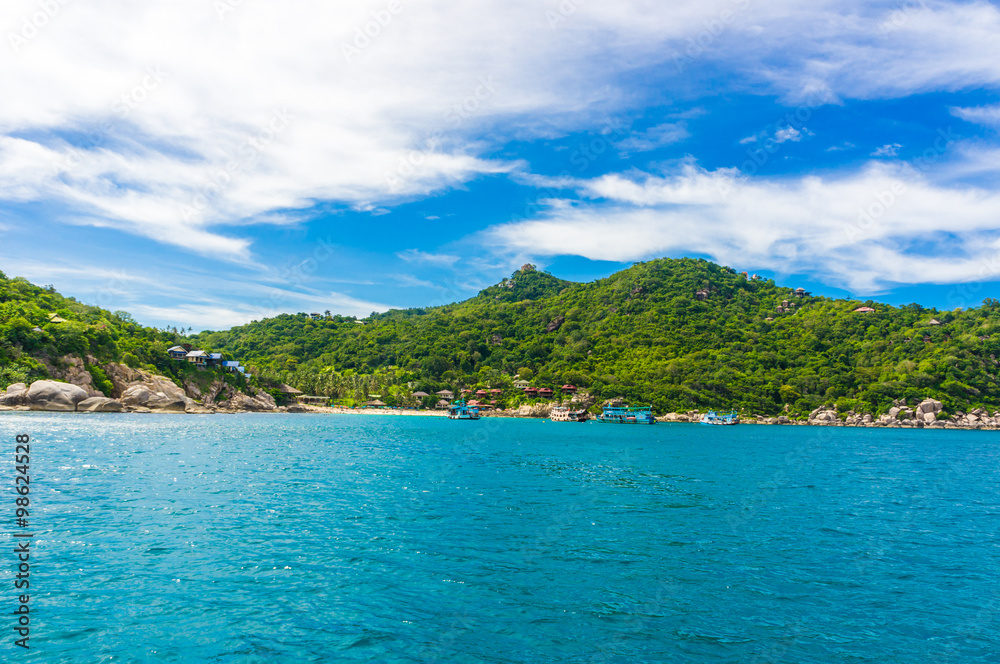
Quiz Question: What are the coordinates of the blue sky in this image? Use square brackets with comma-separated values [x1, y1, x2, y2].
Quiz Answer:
[2, 0, 1000, 329]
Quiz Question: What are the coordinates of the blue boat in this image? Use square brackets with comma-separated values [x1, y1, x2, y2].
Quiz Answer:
[700, 410, 739, 425]
[448, 399, 480, 420]
[597, 405, 656, 424]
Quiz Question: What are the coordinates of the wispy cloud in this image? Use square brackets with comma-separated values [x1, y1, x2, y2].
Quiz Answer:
[396, 249, 461, 266]
[871, 143, 903, 157]
[614, 122, 689, 155]
[740, 125, 809, 146]
[952, 104, 1000, 127]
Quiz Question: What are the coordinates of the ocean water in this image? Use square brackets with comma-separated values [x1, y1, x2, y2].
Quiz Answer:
[0, 412, 998, 663]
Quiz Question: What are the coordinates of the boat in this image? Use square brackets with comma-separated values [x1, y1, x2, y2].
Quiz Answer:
[700, 410, 739, 425]
[447, 399, 480, 420]
[596, 405, 656, 424]
[550, 406, 588, 422]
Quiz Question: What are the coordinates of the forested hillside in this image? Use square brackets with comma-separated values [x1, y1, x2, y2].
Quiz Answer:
[0, 269, 248, 395]
[191, 258, 1000, 416]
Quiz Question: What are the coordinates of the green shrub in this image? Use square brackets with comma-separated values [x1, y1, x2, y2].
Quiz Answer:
[86, 364, 115, 397]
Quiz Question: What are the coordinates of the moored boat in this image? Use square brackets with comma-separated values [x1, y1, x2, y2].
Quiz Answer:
[596, 405, 656, 424]
[550, 406, 589, 422]
[700, 410, 739, 425]
[448, 399, 480, 420]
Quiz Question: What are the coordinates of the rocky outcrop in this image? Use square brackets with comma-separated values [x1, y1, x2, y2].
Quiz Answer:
[514, 403, 553, 417]
[808, 408, 839, 424]
[25, 380, 89, 411]
[1, 362, 277, 414]
[106, 363, 222, 412]
[916, 399, 943, 423]
[0, 383, 29, 406]
[104, 363, 180, 399]
[78, 397, 124, 413]
[36, 355, 104, 398]
[120, 384, 187, 412]
[216, 390, 276, 412]
[201, 379, 228, 406]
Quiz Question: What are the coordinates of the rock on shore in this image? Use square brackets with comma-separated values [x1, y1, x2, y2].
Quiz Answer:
[25, 380, 89, 411]
[0, 383, 29, 407]
[1, 364, 278, 414]
[78, 397, 124, 413]
[649, 398, 1000, 430]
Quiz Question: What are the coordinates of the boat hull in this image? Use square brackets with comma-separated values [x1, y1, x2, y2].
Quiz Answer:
[550, 408, 589, 422]
[597, 404, 657, 424]
[700, 411, 739, 425]
[447, 399, 480, 420]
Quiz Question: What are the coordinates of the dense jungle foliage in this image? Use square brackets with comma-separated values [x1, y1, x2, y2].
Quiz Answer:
[186, 258, 1000, 416]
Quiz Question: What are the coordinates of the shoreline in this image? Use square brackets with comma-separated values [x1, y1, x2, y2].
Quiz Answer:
[3, 405, 999, 430]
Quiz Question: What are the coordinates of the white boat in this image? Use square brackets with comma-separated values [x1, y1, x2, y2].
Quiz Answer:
[550, 406, 588, 422]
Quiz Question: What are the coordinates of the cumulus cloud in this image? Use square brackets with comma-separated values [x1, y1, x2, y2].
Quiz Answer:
[486, 163, 1000, 292]
[774, 126, 803, 143]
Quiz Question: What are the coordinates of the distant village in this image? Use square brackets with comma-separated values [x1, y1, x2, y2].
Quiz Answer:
[164, 343, 579, 411]
[412, 382, 580, 412]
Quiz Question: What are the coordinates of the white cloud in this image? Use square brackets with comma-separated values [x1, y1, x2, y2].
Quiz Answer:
[952, 104, 1000, 127]
[871, 143, 902, 157]
[774, 126, 802, 143]
[1, 0, 1000, 266]
[739, 125, 808, 148]
[741, 1, 1000, 101]
[486, 163, 1000, 292]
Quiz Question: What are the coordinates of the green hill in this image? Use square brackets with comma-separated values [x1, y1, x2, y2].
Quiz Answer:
[0, 269, 251, 396]
[189, 258, 1000, 416]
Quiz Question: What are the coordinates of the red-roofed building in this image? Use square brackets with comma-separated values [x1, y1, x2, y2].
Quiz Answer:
[524, 387, 538, 396]
[538, 388, 554, 398]
[853, 307, 876, 313]
[561, 384, 577, 393]
[476, 389, 488, 397]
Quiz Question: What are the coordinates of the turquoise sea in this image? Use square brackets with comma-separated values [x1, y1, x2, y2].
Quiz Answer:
[0, 413, 998, 663]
